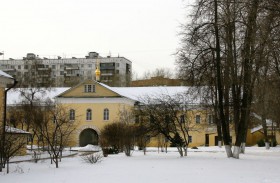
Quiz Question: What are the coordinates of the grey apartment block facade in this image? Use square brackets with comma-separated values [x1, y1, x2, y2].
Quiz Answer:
[0, 52, 132, 87]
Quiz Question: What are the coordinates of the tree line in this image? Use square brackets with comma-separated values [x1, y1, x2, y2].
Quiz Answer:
[176, 0, 280, 158]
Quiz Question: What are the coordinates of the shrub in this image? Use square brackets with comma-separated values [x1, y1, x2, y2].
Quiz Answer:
[81, 152, 103, 164]
[257, 139, 265, 147]
[100, 123, 135, 157]
[170, 133, 184, 147]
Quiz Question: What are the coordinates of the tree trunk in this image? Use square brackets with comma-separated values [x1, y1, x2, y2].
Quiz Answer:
[233, 146, 240, 159]
[218, 141, 222, 148]
[214, 0, 232, 157]
[240, 142, 246, 154]
[225, 145, 233, 158]
[184, 146, 188, 156]
[265, 142, 270, 150]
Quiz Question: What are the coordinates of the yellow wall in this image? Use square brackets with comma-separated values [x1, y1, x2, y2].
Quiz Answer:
[58, 80, 134, 146]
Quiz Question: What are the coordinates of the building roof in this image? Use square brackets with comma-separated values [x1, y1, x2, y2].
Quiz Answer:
[7, 88, 69, 105]
[0, 70, 13, 79]
[7, 82, 205, 105]
[5, 126, 30, 134]
[250, 113, 277, 133]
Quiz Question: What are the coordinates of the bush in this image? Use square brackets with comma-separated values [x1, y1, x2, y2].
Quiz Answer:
[80, 152, 103, 164]
[170, 133, 184, 147]
[100, 123, 135, 157]
[257, 139, 265, 147]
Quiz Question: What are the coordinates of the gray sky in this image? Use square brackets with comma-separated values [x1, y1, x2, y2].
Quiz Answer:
[0, 0, 189, 77]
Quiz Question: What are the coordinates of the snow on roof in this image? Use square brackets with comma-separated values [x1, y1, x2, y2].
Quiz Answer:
[5, 126, 30, 134]
[100, 83, 203, 104]
[7, 84, 204, 105]
[251, 125, 263, 133]
[0, 70, 13, 79]
[7, 88, 69, 105]
[250, 113, 276, 133]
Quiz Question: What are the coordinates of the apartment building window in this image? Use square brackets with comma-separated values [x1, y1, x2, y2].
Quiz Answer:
[208, 115, 214, 124]
[84, 84, 96, 93]
[86, 109, 92, 121]
[69, 109, 75, 121]
[60, 71, 64, 75]
[24, 65, 29, 69]
[52, 65, 56, 69]
[88, 64, 92, 68]
[18, 65, 21, 70]
[116, 63, 120, 67]
[103, 108, 109, 121]
[195, 115, 201, 124]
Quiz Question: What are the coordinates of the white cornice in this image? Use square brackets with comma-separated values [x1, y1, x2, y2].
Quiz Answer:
[56, 97, 135, 105]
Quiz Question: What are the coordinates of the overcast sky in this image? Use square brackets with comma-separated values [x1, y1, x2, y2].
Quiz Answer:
[0, 0, 191, 77]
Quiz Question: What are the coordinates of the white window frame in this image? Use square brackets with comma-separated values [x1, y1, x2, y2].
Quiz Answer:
[195, 115, 201, 124]
[86, 109, 92, 121]
[69, 109, 75, 121]
[103, 108, 109, 121]
[84, 84, 96, 93]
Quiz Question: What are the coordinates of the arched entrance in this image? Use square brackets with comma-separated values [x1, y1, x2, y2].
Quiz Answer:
[79, 128, 99, 147]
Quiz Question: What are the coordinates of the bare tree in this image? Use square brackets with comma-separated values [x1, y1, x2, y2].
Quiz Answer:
[37, 101, 76, 168]
[137, 93, 196, 157]
[2, 127, 29, 174]
[177, 0, 280, 158]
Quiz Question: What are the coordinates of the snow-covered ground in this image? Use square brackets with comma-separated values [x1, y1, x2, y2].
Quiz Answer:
[1, 146, 280, 183]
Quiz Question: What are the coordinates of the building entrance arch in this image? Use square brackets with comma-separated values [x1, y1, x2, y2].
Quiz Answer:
[79, 128, 99, 147]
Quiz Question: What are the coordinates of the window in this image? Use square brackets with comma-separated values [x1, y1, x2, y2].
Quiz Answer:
[188, 136, 192, 143]
[52, 65, 56, 69]
[180, 115, 185, 123]
[103, 108, 109, 121]
[88, 64, 92, 68]
[18, 65, 21, 70]
[86, 109, 92, 121]
[195, 115, 201, 124]
[60, 71, 64, 75]
[208, 115, 214, 124]
[24, 65, 29, 69]
[84, 84, 96, 93]
[69, 109, 75, 121]
[116, 63, 120, 67]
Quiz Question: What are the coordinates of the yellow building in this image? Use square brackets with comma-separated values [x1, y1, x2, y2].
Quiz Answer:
[6, 77, 278, 148]
[55, 79, 135, 147]
[54, 79, 230, 147]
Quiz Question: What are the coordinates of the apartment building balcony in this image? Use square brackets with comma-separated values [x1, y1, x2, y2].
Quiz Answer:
[100, 65, 115, 70]
[101, 73, 113, 76]
[37, 67, 50, 71]
[64, 64, 79, 70]
[65, 73, 79, 77]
